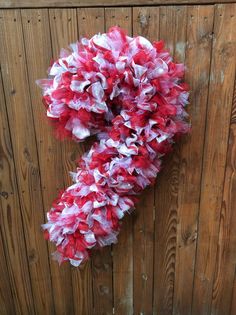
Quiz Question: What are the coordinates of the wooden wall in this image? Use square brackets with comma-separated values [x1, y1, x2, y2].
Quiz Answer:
[0, 1, 236, 314]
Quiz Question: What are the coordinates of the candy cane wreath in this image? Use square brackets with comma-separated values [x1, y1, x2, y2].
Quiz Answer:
[37, 26, 190, 266]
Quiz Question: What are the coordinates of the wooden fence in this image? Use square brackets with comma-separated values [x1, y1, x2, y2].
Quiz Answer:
[0, 1, 236, 314]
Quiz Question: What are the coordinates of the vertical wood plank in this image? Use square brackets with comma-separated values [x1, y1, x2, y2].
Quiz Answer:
[230, 275, 236, 315]
[173, 6, 214, 315]
[132, 7, 159, 315]
[211, 80, 236, 315]
[78, 7, 114, 315]
[0, 230, 15, 315]
[90, 249, 113, 315]
[105, 7, 133, 315]
[48, 9, 83, 192]
[49, 9, 93, 315]
[0, 9, 54, 315]
[192, 4, 236, 315]
[21, 9, 75, 315]
[78, 7, 105, 38]
[0, 69, 28, 315]
[153, 6, 187, 315]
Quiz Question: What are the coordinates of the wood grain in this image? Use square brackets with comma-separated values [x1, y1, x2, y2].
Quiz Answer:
[192, 4, 236, 315]
[77, 8, 114, 315]
[0, 9, 54, 314]
[77, 7, 105, 38]
[210, 80, 236, 315]
[173, 5, 214, 315]
[0, 229, 15, 315]
[230, 274, 236, 315]
[91, 248, 113, 315]
[132, 7, 159, 315]
[0, 66, 32, 315]
[105, 7, 133, 315]
[21, 8, 75, 315]
[153, 6, 187, 315]
[49, 8, 84, 186]
[0, 0, 235, 9]
[48, 8, 94, 315]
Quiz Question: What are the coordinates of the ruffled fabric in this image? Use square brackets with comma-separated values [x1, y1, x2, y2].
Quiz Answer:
[37, 26, 190, 266]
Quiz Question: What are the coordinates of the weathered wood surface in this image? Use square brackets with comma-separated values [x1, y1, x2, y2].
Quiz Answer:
[105, 8, 134, 315]
[0, 4, 236, 315]
[0, 9, 54, 315]
[21, 9, 75, 315]
[192, 4, 236, 315]
[132, 8, 158, 315]
[0, 0, 235, 8]
[173, 6, 214, 315]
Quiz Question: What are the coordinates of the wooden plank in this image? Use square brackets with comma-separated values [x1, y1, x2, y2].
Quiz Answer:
[0, 230, 15, 315]
[77, 7, 105, 38]
[0, 69, 29, 315]
[0, 0, 235, 9]
[192, 4, 236, 315]
[48, 8, 94, 315]
[49, 8, 84, 185]
[153, 6, 187, 315]
[91, 249, 113, 315]
[211, 80, 236, 314]
[132, 7, 159, 315]
[105, 8, 133, 315]
[230, 275, 236, 315]
[173, 5, 214, 315]
[21, 9, 74, 315]
[77, 8, 114, 315]
[0, 9, 54, 314]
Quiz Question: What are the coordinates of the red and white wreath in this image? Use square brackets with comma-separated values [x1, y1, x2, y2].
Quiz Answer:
[37, 26, 190, 266]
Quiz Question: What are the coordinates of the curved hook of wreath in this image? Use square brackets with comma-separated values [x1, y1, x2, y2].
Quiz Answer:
[36, 26, 190, 266]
